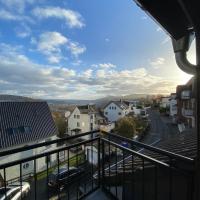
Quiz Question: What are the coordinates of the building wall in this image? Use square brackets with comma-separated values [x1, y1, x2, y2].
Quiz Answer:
[0, 135, 57, 181]
[104, 102, 126, 122]
[67, 107, 99, 140]
[67, 107, 81, 134]
[160, 97, 170, 108]
[170, 99, 177, 117]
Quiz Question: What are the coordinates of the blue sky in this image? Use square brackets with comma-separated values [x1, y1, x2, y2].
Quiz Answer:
[0, 0, 194, 99]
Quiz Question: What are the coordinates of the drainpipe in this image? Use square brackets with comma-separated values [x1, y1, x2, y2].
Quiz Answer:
[172, 31, 200, 200]
[172, 33, 196, 75]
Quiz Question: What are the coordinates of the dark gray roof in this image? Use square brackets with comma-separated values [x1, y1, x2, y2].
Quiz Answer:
[78, 105, 97, 114]
[0, 101, 58, 149]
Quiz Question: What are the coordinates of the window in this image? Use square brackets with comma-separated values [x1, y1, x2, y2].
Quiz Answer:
[118, 112, 121, 115]
[109, 106, 111, 109]
[74, 115, 76, 118]
[7, 128, 18, 135]
[7, 128, 14, 135]
[77, 115, 80, 119]
[105, 112, 108, 115]
[91, 115, 93, 119]
[77, 122, 80, 127]
[13, 128, 18, 134]
[24, 126, 32, 133]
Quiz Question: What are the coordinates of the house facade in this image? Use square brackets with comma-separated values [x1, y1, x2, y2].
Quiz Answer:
[66, 105, 99, 139]
[0, 96, 58, 181]
[176, 78, 195, 128]
[103, 101, 130, 122]
[160, 96, 170, 108]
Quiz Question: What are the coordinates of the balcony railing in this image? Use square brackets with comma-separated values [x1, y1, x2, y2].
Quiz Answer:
[0, 130, 195, 200]
[182, 108, 194, 117]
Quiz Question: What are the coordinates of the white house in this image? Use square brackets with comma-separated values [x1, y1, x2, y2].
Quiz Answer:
[160, 96, 170, 108]
[0, 96, 58, 181]
[65, 104, 99, 140]
[103, 101, 130, 122]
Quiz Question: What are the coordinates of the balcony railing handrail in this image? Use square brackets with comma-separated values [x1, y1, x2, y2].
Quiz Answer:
[0, 129, 194, 164]
[102, 138, 170, 168]
[102, 131, 194, 163]
[0, 137, 100, 169]
[0, 130, 99, 158]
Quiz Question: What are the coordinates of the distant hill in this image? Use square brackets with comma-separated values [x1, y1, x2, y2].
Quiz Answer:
[47, 99, 95, 105]
[46, 94, 150, 108]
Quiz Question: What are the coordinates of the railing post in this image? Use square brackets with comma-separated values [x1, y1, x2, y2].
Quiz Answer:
[195, 29, 200, 200]
[97, 137, 101, 188]
[102, 139, 105, 190]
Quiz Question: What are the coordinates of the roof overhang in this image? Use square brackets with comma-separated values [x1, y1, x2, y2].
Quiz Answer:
[134, 0, 199, 40]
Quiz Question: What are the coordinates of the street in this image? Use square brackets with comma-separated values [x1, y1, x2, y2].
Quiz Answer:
[142, 108, 179, 145]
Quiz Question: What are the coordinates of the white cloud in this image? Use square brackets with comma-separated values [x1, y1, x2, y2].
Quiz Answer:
[68, 41, 86, 57]
[99, 63, 116, 69]
[37, 32, 68, 63]
[82, 69, 93, 78]
[150, 57, 165, 68]
[15, 23, 31, 38]
[32, 6, 85, 28]
[161, 36, 170, 45]
[141, 16, 147, 20]
[156, 27, 162, 32]
[0, 43, 179, 99]
[35, 31, 86, 63]
[0, 9, 33, 23]
[0, 0, 34, 13]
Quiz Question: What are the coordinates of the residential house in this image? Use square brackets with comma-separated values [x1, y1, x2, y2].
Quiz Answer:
[65, 104, 99, 140]
[160, 96, 170, 108]
[169, 93, 177, 122]
[103, 100, 130, 122]
[0, 95, 58, 180]
[176, 77, 195, 128]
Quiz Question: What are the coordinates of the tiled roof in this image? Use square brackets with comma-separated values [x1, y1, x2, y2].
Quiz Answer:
[0, 101, 58, 149]
[78, 105, 97, 114]
[105, 132, 196, 177]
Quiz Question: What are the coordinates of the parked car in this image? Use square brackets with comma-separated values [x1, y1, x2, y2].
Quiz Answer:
[0, 182, 30, 200]
[48, 166, 84, 189]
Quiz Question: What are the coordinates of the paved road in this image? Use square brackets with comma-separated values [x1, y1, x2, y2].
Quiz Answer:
[141, 109, 179, 145]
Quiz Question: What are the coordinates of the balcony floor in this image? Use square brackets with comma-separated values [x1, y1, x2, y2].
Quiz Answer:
[85, 189, 111, 200]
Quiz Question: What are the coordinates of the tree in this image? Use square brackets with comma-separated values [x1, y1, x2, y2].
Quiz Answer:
[52, 112, 66, 137]
[115, 116, 136, 138]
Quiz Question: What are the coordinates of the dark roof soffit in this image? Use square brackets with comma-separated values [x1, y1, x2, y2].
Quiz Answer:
[134, 0, 199, 40]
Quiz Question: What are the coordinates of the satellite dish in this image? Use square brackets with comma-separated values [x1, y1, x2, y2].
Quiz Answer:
[65, 111, 71, 118]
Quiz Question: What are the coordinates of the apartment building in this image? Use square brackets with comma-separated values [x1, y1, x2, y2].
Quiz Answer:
[0, 95, 58, 180]
[176, 77, 195, 128]
[65, 104, 99, 139]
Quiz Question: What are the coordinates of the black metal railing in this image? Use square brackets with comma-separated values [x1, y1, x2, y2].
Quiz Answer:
[0, 130, 196, 200]
[0, 131, 100, 200]
[101, 137, 194, 200]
